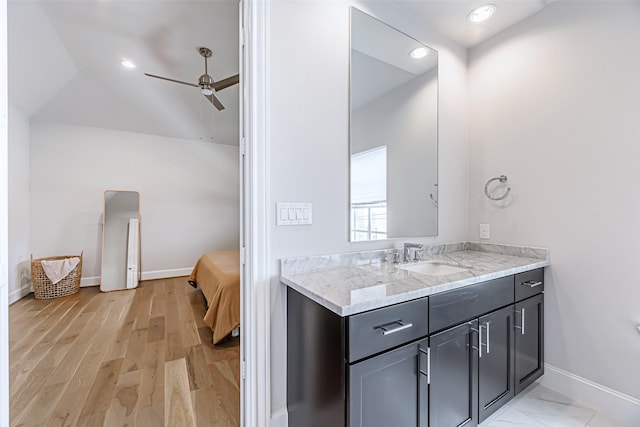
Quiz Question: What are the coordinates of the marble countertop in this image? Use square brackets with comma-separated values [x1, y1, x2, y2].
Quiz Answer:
[280, 242, 549, 316]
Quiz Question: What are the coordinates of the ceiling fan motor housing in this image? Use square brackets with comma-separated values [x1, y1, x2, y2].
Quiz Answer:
[199, 74, 214, 95]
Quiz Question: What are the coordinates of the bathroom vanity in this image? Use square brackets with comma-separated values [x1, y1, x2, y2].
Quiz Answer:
[282, 243, 549, 427]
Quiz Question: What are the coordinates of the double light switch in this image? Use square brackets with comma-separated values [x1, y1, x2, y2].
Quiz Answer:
[277, 202, 312, 225]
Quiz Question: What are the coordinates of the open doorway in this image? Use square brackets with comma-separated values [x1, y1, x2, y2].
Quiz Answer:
[6, 0, 243, 424]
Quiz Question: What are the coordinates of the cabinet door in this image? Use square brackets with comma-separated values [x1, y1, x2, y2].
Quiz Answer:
[429, 321, 478, 427]
[478, 306, 515, 423]
[515, 294, 544, 394]
[348, 338, 428, 427]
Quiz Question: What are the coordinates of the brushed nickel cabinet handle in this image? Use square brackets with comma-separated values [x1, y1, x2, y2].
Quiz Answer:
[418, 347, 431, 384]
[515, 308, 526, 335]
[471, 325, 484, 358]
[375, 320, 413, 336]
[485, 321, 491, 354]
[521, 280, 543, 288]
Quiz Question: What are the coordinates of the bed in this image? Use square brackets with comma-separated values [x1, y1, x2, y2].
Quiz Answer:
[189, 250, 240, 344]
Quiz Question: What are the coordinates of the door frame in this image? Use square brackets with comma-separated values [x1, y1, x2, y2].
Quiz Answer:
[1, 1, 10, 426]
[240, 0, 271, 426]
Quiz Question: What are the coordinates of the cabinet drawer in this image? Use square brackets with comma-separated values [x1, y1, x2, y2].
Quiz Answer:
[515, 269, 544, 301]
[348, 298, 428, 363]
[429, 276, 513, 333]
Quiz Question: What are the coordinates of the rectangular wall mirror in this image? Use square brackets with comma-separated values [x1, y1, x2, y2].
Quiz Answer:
[101, 190, 141, 292]
[350, 7, 438, 241]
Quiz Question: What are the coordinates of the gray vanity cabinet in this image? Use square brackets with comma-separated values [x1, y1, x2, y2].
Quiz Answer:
[286, 267, 545, 427]
[427, 274, 516, 427]
[515, 293, 544, 394]
[514, 269, 545, 394]
[349, 339, 428, 427]
[478, 305, 515, 423]
[429, 321, 478, 427]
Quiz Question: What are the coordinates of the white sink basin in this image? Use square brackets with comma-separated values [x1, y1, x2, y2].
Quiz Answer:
[398, 262, 470, 276]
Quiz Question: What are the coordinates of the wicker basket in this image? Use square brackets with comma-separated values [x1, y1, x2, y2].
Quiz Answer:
[31, 252, 83, 299]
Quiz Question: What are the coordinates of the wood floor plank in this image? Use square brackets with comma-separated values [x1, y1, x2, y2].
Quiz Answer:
[10, 303, 93, 416]
[137, 340, 165, 410]
[102, 315, 135, 362]
[104, 370, 142, 426]
[148, 315, 166, 342]
[133, 284, 154, 330]
[192, 384, 238, 427]
[10, 298, 78, 369]
[207, 362, 241, 426]
[13, 381, 67, 426]
[77, 358, 124, 425]
[9, 296, 54, 335]
[165, 358, 196, 427]
[166, 330, 186, 362]
[185, 345, 215, 391]
[10, 278, 240, 426]
[122, 327, 149, 373]
[45, 352, 107, 427]
[150, 281, 167, 318]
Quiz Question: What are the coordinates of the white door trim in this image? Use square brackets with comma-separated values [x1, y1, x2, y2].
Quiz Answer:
[241, 0, 271, 426]
[1, 1, 10, 426]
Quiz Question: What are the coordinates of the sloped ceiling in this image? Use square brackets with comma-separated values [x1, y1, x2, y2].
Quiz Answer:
[8, 1, 77, 116]
[8, 0, 239, 145]
[8, 0, 552, 146]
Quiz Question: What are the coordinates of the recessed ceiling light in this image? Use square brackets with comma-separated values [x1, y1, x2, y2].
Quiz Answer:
[410, 46, 429, 59]
[121, 59, 136, 69]
[468, 4, 496, 23]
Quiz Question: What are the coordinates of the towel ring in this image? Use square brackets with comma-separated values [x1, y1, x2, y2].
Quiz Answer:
[484, 175, 511, 201]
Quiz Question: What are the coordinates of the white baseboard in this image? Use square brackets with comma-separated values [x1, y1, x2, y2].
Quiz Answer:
[8, 285, 32, 305]
[140, 268, 192, 281]
[81, 268, 191, 287]
[80, 276, 100, 287]
[270, 407, 288, 427]
[539, 363, 640, 426]
[8, 268, 194, 303]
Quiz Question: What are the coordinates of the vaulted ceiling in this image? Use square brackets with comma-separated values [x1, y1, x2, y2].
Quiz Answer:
[8, 0, 239, 145]
[8, 0, 552, 146]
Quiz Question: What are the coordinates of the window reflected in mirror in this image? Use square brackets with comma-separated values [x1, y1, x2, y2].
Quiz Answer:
[351, 146, 387, 241]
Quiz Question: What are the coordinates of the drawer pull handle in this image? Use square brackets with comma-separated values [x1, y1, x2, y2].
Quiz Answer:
[472, 322, 491, 357]
[515, 308, 525, 335]
[418, 347, 431, 384]
[375, 320, 413, 336]
[521, 280, 543, 288]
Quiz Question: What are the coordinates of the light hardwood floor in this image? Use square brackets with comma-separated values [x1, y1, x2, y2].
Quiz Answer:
[9, 277, 240, 427]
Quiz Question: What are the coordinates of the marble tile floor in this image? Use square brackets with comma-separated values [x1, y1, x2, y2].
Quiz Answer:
[482, 383, 634, 427]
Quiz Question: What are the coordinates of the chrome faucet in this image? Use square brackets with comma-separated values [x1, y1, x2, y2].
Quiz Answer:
[403, 243, 424, 263]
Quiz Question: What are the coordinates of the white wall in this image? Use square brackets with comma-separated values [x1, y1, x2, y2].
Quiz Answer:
[29, 122, 239, 283]
[468, 0, 640, 410]
[1, 1, 10, 424]
[7, 105, 30, 302]
[267, 0, 469, 419]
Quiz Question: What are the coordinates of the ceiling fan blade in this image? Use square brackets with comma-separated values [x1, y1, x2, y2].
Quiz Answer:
[213, 74, 240, 92]
[144, 73, 199, 88]
[204, 93, 225, 111]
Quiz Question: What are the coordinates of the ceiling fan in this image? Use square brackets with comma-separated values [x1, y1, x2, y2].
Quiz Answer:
[144, 47, 239, 111]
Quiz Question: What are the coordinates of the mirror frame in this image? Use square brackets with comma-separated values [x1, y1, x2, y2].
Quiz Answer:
[100, 190, 141, 292]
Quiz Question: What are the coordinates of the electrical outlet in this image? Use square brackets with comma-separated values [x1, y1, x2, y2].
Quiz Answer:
[479, 224, 490, 240]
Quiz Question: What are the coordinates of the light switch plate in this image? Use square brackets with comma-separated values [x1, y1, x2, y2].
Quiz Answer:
[479, 223, 490, 239]
[277, 202, 312, 225]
